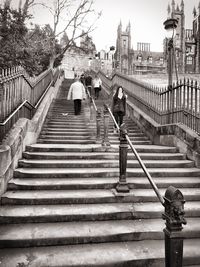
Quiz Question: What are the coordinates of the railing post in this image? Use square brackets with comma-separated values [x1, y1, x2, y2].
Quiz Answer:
[102, 105, 110, 146]
[90, 98, 95, 121]
[116, 123, 129, 193]
[96, 109, 101, 143]
[162, 186, 187, 267]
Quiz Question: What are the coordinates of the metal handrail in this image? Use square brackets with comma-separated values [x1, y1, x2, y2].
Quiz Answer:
[0, 100, 33, 125]
[0, 78, 54, 126]
[106, 105, 164, 206]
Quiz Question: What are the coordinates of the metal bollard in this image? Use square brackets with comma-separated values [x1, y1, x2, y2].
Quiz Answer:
[162, 186, 187, 267]
[102, 105, 110, 146]
[116, 123, 130, 193]
[96, 110, 101, 143]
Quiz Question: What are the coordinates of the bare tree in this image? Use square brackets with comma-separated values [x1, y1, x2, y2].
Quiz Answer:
[32, 0, 101, 67]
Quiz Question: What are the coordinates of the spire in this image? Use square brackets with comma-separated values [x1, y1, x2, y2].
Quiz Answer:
[180, 0, 184, 11]
[118, 20, 122, 32]
[172, 0, 175, 11]
[198, 2, 200, 15]
[18, 0, 22, 10]
[176, 4, 180, 11]
[167, 4, 171, 17]
[193, 6, 197, 17]
[4, 0, 11, 8]
[126, 21, 131, 33]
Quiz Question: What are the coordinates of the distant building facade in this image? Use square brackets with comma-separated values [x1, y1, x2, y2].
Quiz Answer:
[164, 0, 200, 73]
[61, 33, 96, 78]
[114, 22, 165, 75]
[114, 21, 134, 75]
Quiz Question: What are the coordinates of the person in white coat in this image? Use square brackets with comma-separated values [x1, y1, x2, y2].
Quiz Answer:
[67, 77, 86, 115]
[92, 74, 102, 99]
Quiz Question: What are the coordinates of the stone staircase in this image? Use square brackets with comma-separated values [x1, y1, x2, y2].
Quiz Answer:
[0, 79, 200, 266]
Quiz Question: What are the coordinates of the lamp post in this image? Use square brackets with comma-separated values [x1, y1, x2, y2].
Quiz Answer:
[110, 46, 115, 74]
[163, 18, 178, 124]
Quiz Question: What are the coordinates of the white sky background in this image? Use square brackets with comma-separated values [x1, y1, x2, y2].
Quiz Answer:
[6, 0, 200, 52]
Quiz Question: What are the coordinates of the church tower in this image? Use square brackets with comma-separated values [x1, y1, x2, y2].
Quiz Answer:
[169, 0, 185, 73]
[115, 21, 133, 74]
[192, 2, 200, 73]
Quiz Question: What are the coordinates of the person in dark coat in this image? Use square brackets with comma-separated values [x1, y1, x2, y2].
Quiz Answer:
[85, 73, 93, 97]
[111, 86, 126, 132]
[80, 73, 85, 85]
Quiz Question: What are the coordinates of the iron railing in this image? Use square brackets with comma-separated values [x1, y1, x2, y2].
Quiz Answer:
[0, 66, 60, 142]
[105, 103, 186, 267]
[98, 71, 200, 135]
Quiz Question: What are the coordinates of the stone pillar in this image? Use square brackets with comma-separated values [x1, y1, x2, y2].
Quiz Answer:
[96, 110, 101, 143]
[162, 186, 187, 267]
[116, 123, 129, 193]
[102, 105, 110, 146]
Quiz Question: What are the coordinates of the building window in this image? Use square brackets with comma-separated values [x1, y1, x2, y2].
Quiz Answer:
[186, 56, 193, 65]
[160, 57, 164, 64]
[123, 39, 126, 48]
[148, 56, 152, 64]
[137, 54, 142, 63]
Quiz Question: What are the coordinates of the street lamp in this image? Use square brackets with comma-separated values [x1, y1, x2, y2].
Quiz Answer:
[110, 46, 115, 73]
[163, 18, 178, 123]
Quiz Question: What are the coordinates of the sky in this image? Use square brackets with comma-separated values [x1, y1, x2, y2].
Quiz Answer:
[8, 0, 200, 52]
[91, 0, 200, 52]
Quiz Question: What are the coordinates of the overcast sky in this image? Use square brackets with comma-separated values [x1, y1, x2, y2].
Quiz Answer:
[20, 0, 200, 52]
[91, 0, 199, 52]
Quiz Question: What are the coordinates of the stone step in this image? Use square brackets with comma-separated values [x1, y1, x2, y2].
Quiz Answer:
[43, 122, 139, 129]
[39, 135, 95, 141]
[37, 139, 152, 145]
[25, 144, 178, 153]
[37, 139, 98, 144]
[8, 177, 200, 191]
[18, 159, 194, 169]
[1, 202, 200, 224]
[40, 131, 96, 136]
[2, 188, 200, 205]
[0, 218, 199, 248]
[13, 167, 200, 178]
[22, 151, 186, 160]
[39, 135, 150, 143]
[40, 131, 146, 138]
[0, 239, 199, 267]
[41, 128, 95, 134]
[42, 127, 141, 132]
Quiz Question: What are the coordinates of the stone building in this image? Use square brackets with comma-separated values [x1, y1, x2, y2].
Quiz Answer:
[114, 21, 134, 75]
[61, 33, 96, 78]
[165, 0, 200, 73]
[114, 21, 165, 75]
[133, 43, 165, 74]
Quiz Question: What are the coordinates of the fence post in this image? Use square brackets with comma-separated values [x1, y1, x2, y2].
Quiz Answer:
[96, 109, 101, 143]
[116, 123, 129, 193]
[162, 186, 187, 267]
[102, 105, 110, 146]
[90, 98, 96, 121]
